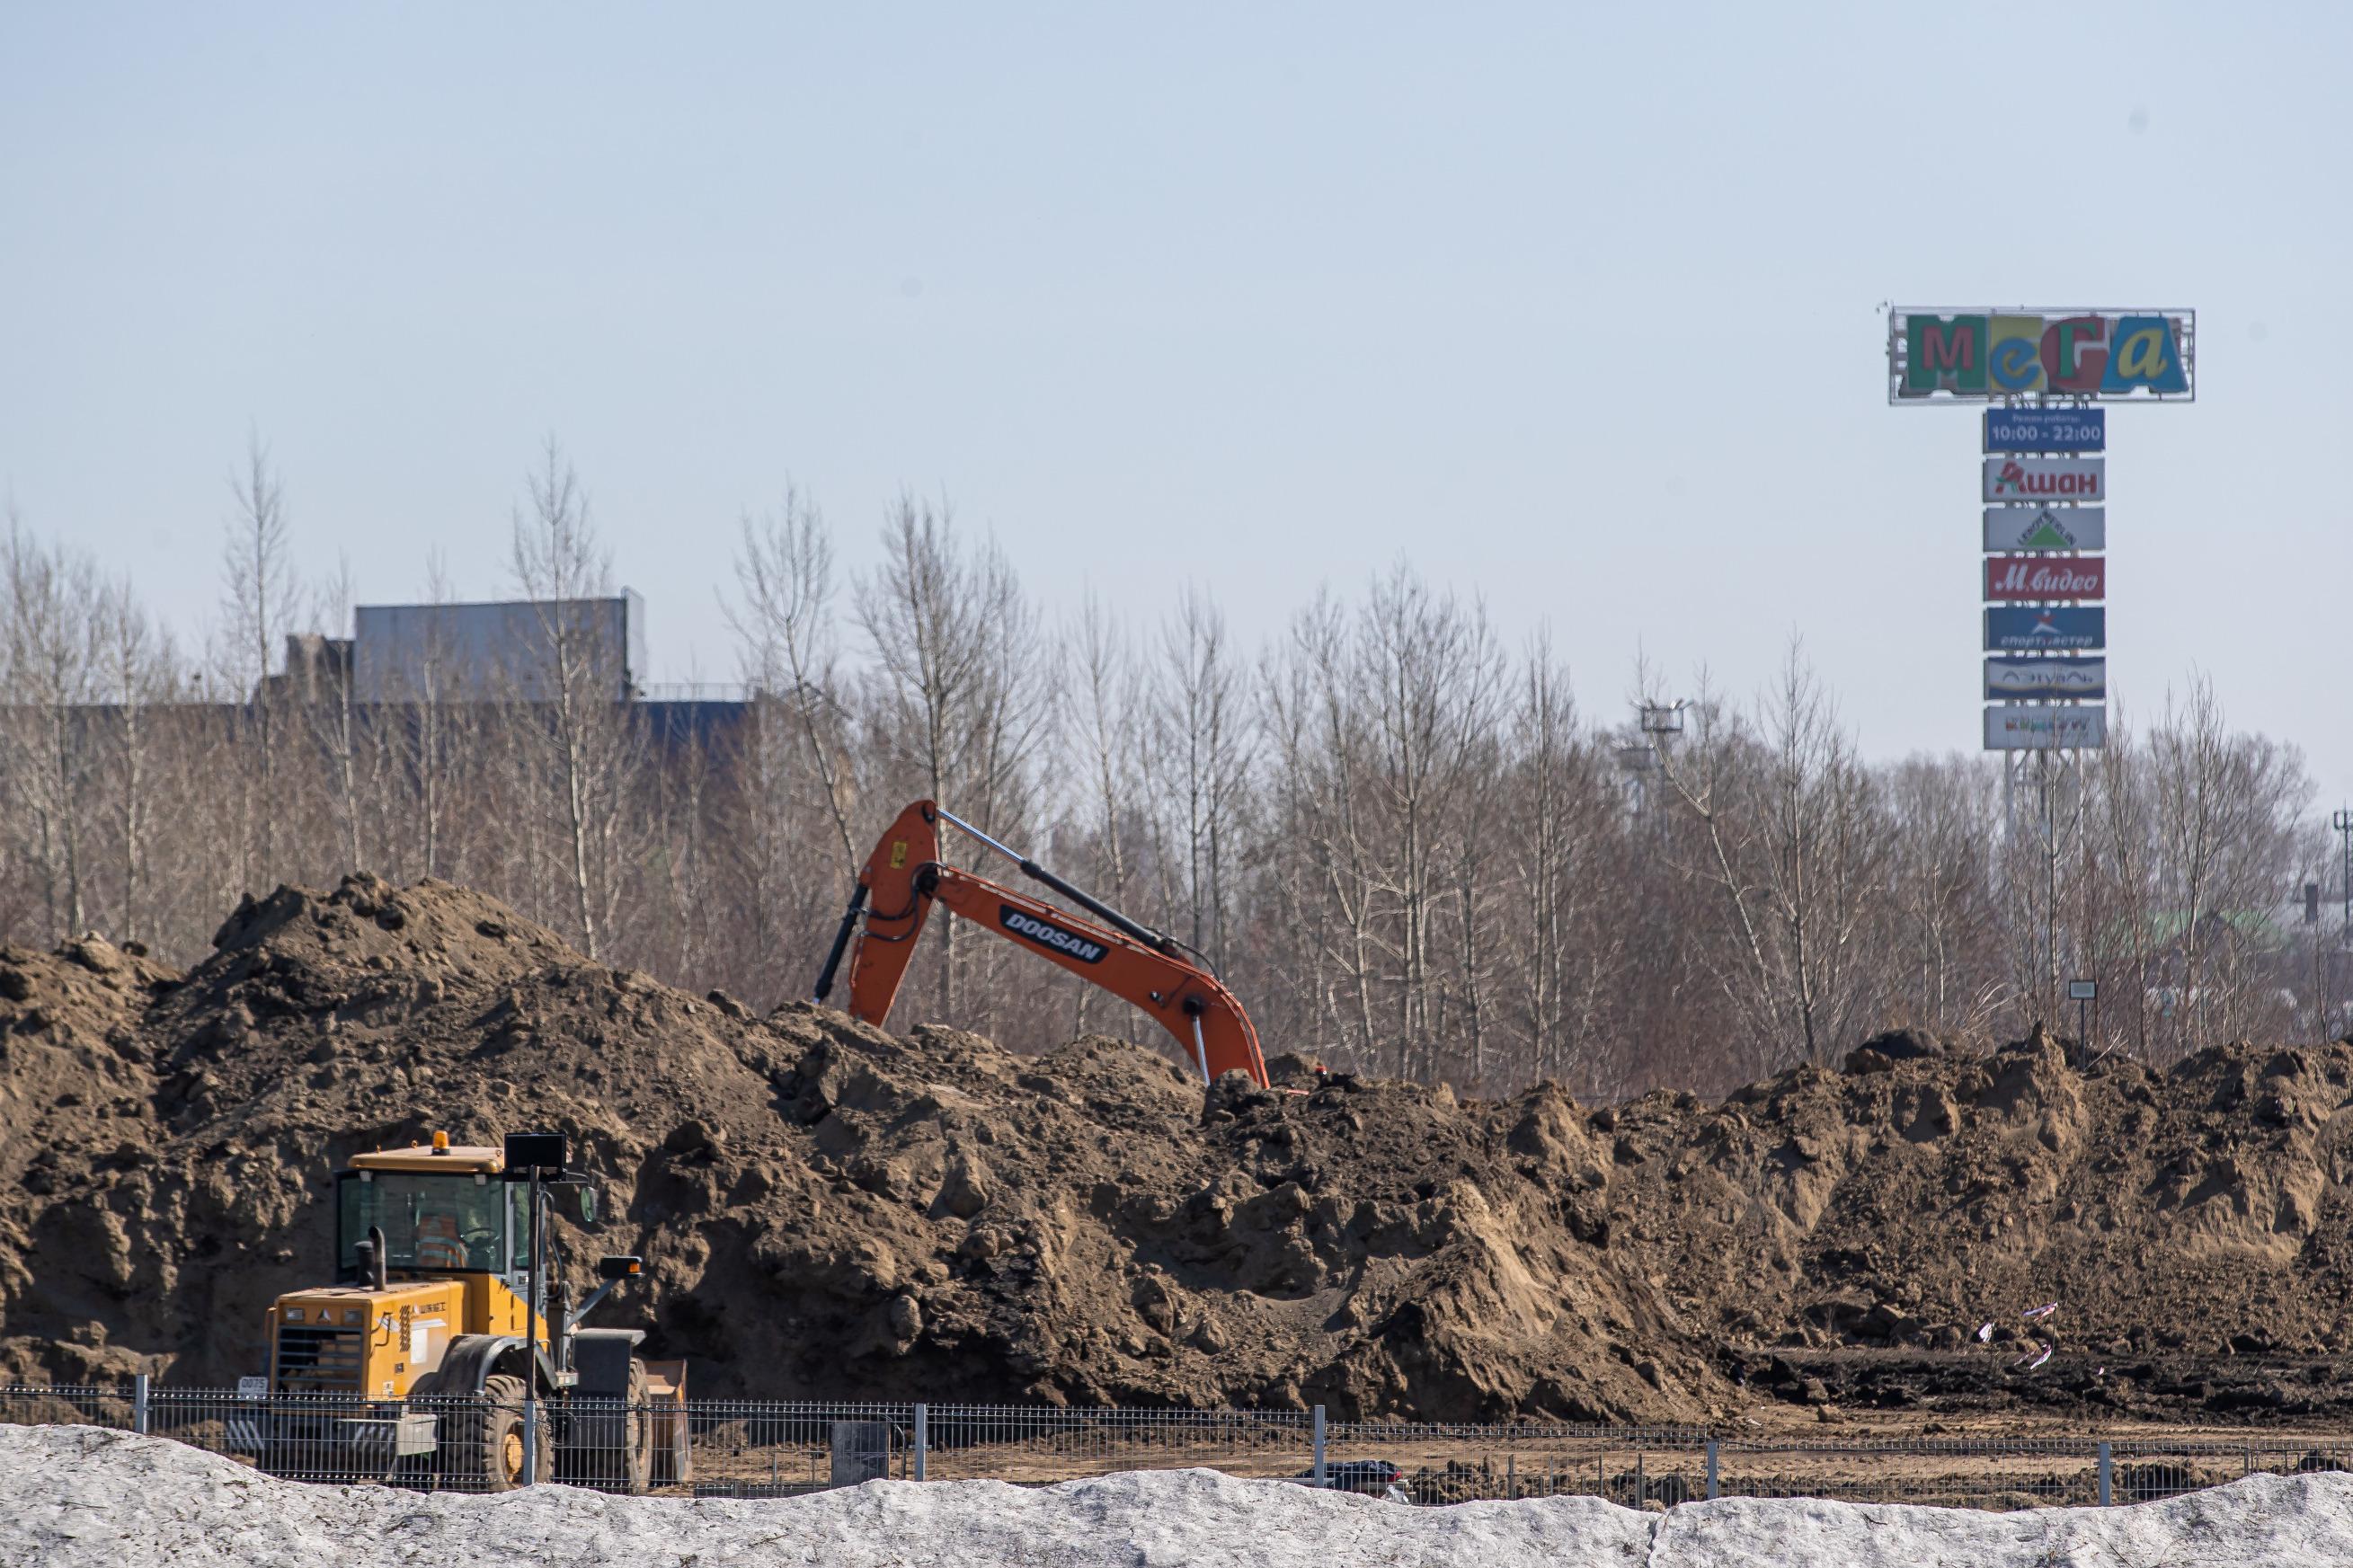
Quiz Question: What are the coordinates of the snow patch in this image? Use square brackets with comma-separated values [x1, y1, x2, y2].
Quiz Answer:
[4, 1424, 2352, 1568]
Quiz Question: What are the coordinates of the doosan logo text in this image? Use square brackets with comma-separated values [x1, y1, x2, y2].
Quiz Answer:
[999, 907, 1108, 963]
[1985, 557, 2105, 600]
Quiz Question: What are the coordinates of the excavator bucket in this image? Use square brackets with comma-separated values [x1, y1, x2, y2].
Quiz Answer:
[644, 1359, 691, 1486]
[842, 800, 941, 1028]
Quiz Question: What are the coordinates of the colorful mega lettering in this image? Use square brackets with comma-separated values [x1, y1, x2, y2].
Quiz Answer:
[1895, 311, 2192, 401]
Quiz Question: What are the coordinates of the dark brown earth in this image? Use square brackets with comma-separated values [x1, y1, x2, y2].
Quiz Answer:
[4, 874, 2353, 1426]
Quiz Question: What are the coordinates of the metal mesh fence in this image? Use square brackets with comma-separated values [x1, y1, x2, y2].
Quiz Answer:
[4, 1383, 2347, 1511]
[921, 1404, 1315, 1485]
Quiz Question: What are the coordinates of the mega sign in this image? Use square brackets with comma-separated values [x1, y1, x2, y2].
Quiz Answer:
[1985, 606, 2104, 651]
[1985, 506, 2105, 552]
[1985, 704, 2109, 751]
[1983, 456, 2104, 502]
[1890, 309, 2194, 403]
[1987, 556, 2105, 600]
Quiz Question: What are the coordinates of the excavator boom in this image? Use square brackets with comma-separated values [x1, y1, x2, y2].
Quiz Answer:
[814, 801, 1271, 1089]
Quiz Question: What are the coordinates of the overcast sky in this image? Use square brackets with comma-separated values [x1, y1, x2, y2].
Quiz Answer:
[4, 4, 2349, 803]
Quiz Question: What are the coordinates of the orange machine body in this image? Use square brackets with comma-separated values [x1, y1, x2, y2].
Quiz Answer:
[828, 801, 1271, 1089]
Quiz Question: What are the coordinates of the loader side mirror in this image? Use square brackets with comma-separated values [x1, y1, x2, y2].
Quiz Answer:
[573, 1186, 599, 1225]
[597, 1254, 644, 1281]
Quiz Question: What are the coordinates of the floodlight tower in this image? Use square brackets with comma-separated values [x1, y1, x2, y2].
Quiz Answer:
[2335, 807, 2353, 943]
[1617, 700, 1685, 828]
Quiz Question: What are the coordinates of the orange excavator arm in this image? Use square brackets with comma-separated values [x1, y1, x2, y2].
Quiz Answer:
[812, 800, 1271, 1090]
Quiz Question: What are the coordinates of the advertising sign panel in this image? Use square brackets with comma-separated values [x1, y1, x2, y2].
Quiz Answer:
[1985, 607, 2104, 651]
[1985, 657, 2106, 701]
[1986, 556, 2105, 601]
[1889, 309, 2195, 403]
[1983, 456, 2105, 503]
[1984, 506, 2105, 552]
[1985, 407, 2105, 453]
[1985, 704, 2109, 750]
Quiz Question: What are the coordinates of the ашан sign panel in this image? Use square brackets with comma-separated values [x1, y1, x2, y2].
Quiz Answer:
[1986, 556, 2105, 601]
[1983, 457, 2105, 503]
[1890, 309, 2194, 403]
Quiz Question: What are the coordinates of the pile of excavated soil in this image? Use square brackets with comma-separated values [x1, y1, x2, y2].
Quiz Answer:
[4, 874, 2353, 1425]
[9, 1424, 2353, 1568]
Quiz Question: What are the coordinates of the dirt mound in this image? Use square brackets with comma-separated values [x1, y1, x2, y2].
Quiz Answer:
[4, 875, 2353, 1424]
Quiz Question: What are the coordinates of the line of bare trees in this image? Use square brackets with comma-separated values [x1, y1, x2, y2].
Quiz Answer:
[1, 446, 2342, 1099]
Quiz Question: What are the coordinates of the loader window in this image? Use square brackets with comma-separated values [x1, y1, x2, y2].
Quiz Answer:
[336, 1172, 510, 1276]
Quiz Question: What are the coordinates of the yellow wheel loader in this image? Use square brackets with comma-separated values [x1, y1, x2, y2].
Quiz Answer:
[241, 1130, 688, 1493]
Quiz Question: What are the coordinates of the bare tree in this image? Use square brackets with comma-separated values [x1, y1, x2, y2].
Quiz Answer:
[1148, 584, 1253, 966]
[1660, 643, 1887, 1070]
[1060, 590, 1144, 1035]
[93, 573, 173, 945]
[221, 431, 300, 885]
[1881, 754, 2006, 1039]
[305, 556, 367, 873]
[1, 515, 104, 936]
[2145, 677, 2313, 1048]
[1504, 634, 1621, 1087]
[852, 495, 1051, 1022]
[510, 438, 639, 961]
[728, 490, 859, 870]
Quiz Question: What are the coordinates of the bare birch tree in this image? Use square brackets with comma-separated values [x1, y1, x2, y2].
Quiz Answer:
[728, 490, 859, 871]
[852, 496, 1051, 1022]
[1149, 584, 1253, 967]
[510, 438, 638, 961]
[221, 431, 299, 886]
[1, 518, 104, 936]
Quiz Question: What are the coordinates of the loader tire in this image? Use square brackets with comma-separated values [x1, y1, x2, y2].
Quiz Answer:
[448, 1373, 552, 1493]
[554, 1356, 653, 1493]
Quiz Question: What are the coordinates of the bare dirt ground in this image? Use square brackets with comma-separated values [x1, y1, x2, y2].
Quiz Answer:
[4, 873, 2351, 1429]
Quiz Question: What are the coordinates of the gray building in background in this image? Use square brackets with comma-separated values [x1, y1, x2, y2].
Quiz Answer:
[352, 591, 647, 704]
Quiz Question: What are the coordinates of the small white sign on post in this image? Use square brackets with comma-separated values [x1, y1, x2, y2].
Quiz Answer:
[236, 1375, 269, 1401]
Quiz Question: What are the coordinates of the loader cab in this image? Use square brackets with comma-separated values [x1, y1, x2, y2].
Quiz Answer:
[337, 1138, 534, 1300]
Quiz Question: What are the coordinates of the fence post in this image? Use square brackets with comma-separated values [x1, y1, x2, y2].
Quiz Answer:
[2097, 1441, 2112, 1507]
[1706, 1439, 1719, 1501]
[1311, 1404, 1326, 1487]
[131, 1374, 149, 1437]
[913, 1404, 928, 1483]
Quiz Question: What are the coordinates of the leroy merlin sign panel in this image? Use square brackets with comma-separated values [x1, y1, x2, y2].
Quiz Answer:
[1985, 506, 2106, 551]
[1890, 309, 2195, 403]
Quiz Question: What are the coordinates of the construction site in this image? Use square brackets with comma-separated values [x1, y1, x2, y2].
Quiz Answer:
[8, 855, 2353, 1427]
[13, 5, 2353, 1562]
